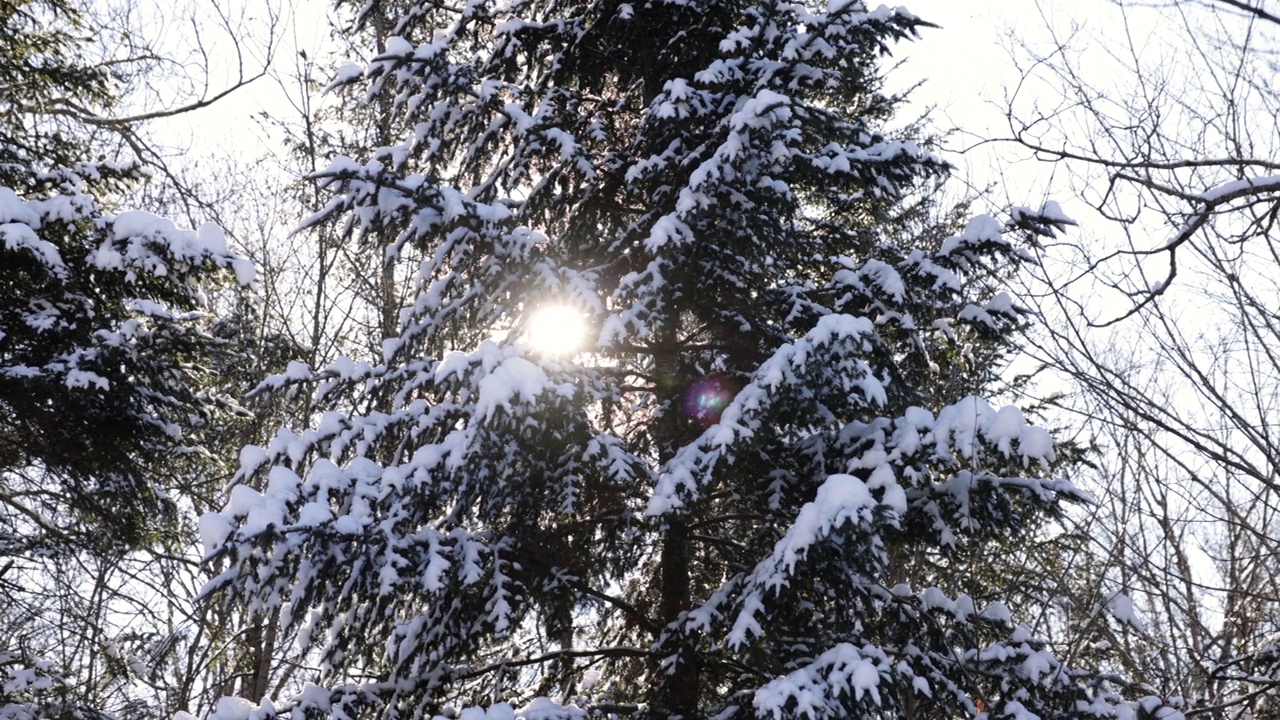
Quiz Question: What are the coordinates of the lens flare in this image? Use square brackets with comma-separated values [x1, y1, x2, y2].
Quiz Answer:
[683, 374, 741, 426]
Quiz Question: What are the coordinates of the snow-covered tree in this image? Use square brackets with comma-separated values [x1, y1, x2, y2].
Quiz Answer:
[0, 2, 256, 718]
[203, 1, 1176, 719]
[0, 162, 254, 719]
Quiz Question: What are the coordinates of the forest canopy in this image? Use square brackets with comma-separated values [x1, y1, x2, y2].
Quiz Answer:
[3, 1, 1278, 720]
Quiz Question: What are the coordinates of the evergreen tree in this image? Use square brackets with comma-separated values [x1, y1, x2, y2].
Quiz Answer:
[0, 1, 253, 717]
[203, 1, 1177, 719]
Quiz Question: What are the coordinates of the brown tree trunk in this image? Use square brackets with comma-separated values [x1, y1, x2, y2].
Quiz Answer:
[240, 612, 278, 701]
[652, 343, 698, 720]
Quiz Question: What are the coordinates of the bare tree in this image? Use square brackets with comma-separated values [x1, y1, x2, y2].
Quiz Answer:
[997, 2, 1280, 718]
[1004, 0, 1279, 322]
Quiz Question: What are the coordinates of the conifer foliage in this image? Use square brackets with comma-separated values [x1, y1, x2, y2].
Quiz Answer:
[0, 0, 253, 547]
[204, 1, 1171, 719]
[0, 2, 253, 717]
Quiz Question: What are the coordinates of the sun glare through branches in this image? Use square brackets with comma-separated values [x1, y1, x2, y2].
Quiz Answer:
[527, 304, 587, 356]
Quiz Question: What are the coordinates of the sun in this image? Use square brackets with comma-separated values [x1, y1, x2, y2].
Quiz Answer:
[527, 304, 587, 356]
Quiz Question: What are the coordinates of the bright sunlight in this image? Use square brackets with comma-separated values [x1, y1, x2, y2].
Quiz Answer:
[527, 304, 587, 356]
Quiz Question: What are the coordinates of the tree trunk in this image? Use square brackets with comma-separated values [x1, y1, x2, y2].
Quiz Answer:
[652, 342, 698, 720]
[241, 612, 278, 701]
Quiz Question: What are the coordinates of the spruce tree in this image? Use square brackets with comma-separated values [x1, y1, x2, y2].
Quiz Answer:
[0, 0, 253, 540]
[0, 2, 253, 717]
[203, 1, 1176, 719]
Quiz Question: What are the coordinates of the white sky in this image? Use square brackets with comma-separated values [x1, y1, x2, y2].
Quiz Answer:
[156, 0, 1204, 282]
[894, 1, 1100, 209]
[155, 0, 1178, 226]
[166, 1, 1085, 174]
